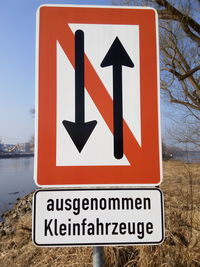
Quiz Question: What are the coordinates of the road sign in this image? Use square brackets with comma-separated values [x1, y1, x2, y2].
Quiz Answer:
[35, 5, 162, 186]
[33, 188, 164, 246]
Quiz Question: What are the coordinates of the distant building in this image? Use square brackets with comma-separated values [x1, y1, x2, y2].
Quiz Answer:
[24, 142, 31, 152]
[0, 143, 3, 152]
[0, 142, 33, 154]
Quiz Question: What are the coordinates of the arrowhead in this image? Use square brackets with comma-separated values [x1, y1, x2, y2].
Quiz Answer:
[101, 37, 134, 68]
[62, 120, 97, 152]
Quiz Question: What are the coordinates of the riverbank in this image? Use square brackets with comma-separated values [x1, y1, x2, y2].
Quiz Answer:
[0, 160, 200, 266]
[0, 157, 36, 216]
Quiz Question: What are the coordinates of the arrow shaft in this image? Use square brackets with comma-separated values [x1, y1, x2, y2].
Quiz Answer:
[113, 65, 123, 159]
[62, 30, 97, 152]
[75, 30, 85, 123]
[101, 37, 134, 159]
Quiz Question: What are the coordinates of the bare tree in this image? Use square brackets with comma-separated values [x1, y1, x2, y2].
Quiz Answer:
[113, 0, 200, 116]
[30, 108, 35, 117]
[113, 0, 200, 148]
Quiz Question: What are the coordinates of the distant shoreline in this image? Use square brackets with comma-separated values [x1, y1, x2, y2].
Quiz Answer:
[0, 153, 34, 159]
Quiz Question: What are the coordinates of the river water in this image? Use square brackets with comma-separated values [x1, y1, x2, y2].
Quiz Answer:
[0, 157, 37, 215]
[0, 152, 199, 216]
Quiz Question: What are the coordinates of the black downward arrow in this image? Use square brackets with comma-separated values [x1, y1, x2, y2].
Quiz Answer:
[101, 37, 134, 159]
[62, 30, 97, 153]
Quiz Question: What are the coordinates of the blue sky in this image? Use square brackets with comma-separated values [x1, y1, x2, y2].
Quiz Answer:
[0, 0, 111, 144]
[0, 0, 175, 146]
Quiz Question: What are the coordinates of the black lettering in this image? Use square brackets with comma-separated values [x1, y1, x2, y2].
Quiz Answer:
[105, 222, 111, 234]
[137, 222, 144, 239]
[46, 199, 54, 211]
[119, 222, 126, 234]
[65, 199, 71, 211]
[128, 222, 135, 235]
[87, 223, 95, 235]
[122, 198, 133, 210]
[135, 198, 142, 209]
[54, 219, 58, 236]
[96, 218, 104, 235]
[81, 218, 87, 235]
[82, 198, 89, 211]
[144, 198, 151, 210]
[108, 198, 120, 210]
[91, 198, 98, 210]
[73, 198, 80, 215]
[56, 198, 63, 211]
[44, 219, 53, 236]
[68, 218, 71, 235]
[146, 222, 153, 234]
[99, 198, 107, 210]
[60, 223, 67, 235]
[73, 223, 80, 235]
[112, 222, 118, 235]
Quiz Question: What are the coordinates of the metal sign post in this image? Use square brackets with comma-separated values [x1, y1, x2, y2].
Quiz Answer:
[93, 247, 104, 267]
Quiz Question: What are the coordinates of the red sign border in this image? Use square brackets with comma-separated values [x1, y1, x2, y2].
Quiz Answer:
[35, 5, 162, 186]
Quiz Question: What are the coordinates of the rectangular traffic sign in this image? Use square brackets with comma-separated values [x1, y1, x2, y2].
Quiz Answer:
[34, 5, 162, 186]
[33, 188, 164, 246]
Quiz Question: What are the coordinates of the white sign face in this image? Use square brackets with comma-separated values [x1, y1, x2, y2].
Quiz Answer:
[56, 24, 140, 166]
[33, 188, 164, 246]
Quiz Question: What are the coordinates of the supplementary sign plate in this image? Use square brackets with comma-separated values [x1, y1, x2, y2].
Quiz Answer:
[33, 188, 164, 246]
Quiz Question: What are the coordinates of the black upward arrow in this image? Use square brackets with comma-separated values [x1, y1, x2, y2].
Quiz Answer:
[62, 30, 97, 153]
[101, 37, 134, 159]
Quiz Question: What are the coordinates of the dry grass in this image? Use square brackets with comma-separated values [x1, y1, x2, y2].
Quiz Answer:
[0, 161, 200, 266]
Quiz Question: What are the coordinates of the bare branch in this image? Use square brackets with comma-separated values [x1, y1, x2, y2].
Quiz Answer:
[155, 0, 200, 45]
[163, 65, 200, 81]
[170, 99, 200, 111]
[179, 65, 200, 81]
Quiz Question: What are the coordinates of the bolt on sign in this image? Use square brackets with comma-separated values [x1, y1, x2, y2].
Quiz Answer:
[34, 5, 162, 186]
